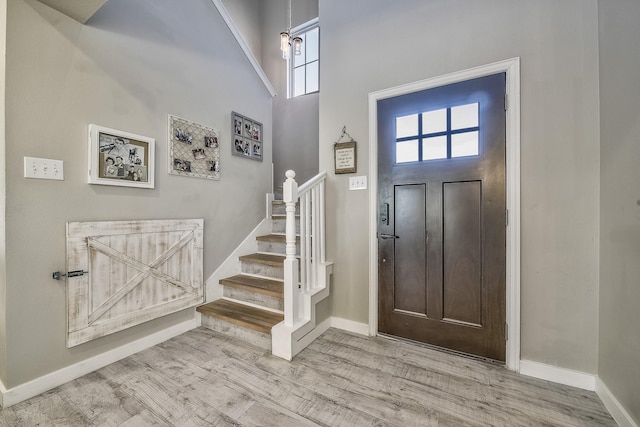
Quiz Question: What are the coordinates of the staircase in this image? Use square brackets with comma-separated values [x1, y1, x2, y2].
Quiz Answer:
[196, 200, 295, 350]
[197, 171, 332, 359]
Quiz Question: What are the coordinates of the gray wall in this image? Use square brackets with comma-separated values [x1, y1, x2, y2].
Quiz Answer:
[221, 0, 320, 190]
[598, 0, 640, 423]
[0, 0, 6, 386]
[262, 0, 319, 190]
[319, 0, 601, 373]
[221, 0, 263, 64]
[2, 0, 272, 388]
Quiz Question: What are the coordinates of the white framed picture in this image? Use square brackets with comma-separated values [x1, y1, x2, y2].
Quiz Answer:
[88, 124, 155, 189]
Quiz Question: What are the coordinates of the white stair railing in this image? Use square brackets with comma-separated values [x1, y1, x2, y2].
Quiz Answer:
[299, 171, 326, 293]
[273, 170, 331, 360]
[282, 169, 327, 325]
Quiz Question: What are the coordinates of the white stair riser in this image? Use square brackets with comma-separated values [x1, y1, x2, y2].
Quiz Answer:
[200, 315, 271, 350]
[257, 240, 300, 255]
[223, 287, 284, 311]
[271, 203, 299, 216]
[272, 218, 300, 234]
[241, 261, 284, 280]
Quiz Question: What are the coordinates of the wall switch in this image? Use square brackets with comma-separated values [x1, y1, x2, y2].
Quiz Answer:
[349, 175, 367, 190]
[24, 157, 64, 180]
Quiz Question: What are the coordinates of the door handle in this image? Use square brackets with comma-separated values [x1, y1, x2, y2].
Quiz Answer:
[377, 233, 399, 239]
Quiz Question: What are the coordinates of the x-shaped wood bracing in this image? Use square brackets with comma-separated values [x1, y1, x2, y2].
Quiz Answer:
[87, 230, 195, 324]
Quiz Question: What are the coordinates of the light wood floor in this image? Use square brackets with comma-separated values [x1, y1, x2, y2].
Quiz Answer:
[0, 327, 615, 426]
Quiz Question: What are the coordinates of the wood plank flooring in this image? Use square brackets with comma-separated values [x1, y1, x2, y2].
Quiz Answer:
[0, 327, 616, 426]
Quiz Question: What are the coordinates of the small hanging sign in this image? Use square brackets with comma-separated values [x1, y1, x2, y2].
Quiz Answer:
[334, 126, 357, 174]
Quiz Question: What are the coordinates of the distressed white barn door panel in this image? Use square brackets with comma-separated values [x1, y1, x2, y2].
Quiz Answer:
[66, 219, 204, 347]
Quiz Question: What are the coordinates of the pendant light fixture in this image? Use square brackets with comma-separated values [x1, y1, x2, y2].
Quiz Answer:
[280, 0, 302, 60]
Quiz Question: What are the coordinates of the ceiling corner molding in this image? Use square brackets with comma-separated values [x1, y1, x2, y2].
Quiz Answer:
[36, 0, 108, 24]
[210, 0, 277, 98]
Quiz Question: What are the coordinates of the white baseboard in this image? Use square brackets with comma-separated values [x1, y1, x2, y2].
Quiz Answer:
[330, 317, 370, 336]
[596, 377, 638, 427]
[0, 318, 198, 408]
[0, 378, 6, 408]
[519, 359, 596, 391]
[296, 317, 332, 350]
[488, 360, 638, 425]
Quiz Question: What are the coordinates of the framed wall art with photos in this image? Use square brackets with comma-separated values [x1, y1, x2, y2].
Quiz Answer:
[232, 111, 262, 162]
[168, 115, 221, 180]
[88, 124, 155, 189]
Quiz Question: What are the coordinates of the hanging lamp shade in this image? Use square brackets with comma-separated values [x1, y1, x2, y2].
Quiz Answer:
[279, 0, 302, 60]
[293, 36, 303, 56]
[280, 32, 290, 55]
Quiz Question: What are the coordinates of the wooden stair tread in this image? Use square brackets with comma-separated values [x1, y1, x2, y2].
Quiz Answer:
[239, 252, 287, 266]
[256, 234, 299, 243]
[272, 214, 300, 219]
[196, 300, 283, 334]
[220, 274, 283, 297]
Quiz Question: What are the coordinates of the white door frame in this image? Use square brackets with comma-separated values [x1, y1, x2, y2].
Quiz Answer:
[367, 58, 521, 371]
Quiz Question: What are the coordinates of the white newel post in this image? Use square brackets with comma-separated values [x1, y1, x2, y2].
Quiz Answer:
[283, 170, 299, 327]
[272, 170, 330, 361]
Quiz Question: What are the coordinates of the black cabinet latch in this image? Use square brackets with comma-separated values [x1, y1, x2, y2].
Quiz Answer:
[52, 270, 88, 280]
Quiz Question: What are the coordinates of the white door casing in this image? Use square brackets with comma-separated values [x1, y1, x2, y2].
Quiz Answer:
[368, 58, 521, 370]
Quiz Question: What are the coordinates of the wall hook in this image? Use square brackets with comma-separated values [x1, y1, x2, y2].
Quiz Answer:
[335, 125, 355, 144]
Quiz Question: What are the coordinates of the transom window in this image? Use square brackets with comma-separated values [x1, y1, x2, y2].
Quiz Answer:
[289, 20, 319, 98]
[395, 103, 480, 164]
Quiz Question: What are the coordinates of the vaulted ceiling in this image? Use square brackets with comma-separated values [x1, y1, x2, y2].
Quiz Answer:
[36, 0, 108, 23]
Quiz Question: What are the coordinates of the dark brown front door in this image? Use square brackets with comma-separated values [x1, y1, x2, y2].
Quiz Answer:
[377, 73, 506, 361]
